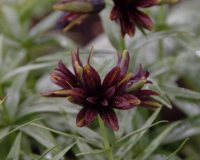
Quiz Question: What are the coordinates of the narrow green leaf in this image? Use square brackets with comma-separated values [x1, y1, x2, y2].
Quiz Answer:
[21, 122, 56, 148]
[115, 120, 168, 145]
[0, 118, 41, 140]
[38, 145, 60, 160]
[166, 138, 189, 160]
[0, 97, 6, 105]
[29, 123, 99, 147]
[1, 62, 54, 82]
[164, 85, 200, 100]
[6, 133, 22, 160]
[76, 149, 108, 157]
[163, 116, 200, 144]
[51, 141, 76, 160]
[0, 35, 3, 64]
[136, 123, 178, 160]
[116, 108, 162, 158]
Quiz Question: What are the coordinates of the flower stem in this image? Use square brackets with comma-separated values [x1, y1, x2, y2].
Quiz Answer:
[98, 116, 113, 160]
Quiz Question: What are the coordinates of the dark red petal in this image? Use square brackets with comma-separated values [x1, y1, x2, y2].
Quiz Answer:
[116, 73, 133, 94]
[113, 96, 130, 109]
[87, 96, 98, 104]
[82, 64, 101, 94]
[117, 50, 130, 75]
[76, 108, 98, 127]
[103, 86, 116, 99]
[110, 5, 120, 20]
[132, 64, 149, 80]
[113, 94, 140, 110]
[120, 17, 135, 37]
[71, 49, 84, 83]
[51, 60, 77, 88]
[134, 0, 157, 8]
[53, 0, 105, 13]
[100, 98, 109, 107]
[100, 109, 119, 131]
[84, 108, 98, 124]
[57, 60, 75, 79]
[102, 67, 121, 89]
[41, 90, 67, 97]
[50, 71, 71, 88]
[141, 100, 162, 109]
[137, 89, 159, 96]
[134, 10, 153, 31]
[42, 88, 86, 99]
[76, 108, 87, 127]
[56, 12, 88, 31]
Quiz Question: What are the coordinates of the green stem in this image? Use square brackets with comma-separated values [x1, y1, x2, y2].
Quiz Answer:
[98, 116, 113, 160]
[158, 5, 165, 59]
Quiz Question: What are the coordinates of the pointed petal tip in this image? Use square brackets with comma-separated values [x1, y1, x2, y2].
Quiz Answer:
[100, 110, 119, 131]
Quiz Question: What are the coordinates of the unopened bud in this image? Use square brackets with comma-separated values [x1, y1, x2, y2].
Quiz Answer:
[53, 0, 105, 13]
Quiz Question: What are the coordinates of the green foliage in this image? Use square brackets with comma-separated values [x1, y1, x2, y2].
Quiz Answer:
[0, 0, 200, 159]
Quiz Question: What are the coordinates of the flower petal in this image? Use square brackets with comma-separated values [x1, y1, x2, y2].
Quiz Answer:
[82, 64, 101, 94]
[76, 108, 87, 127]
[55, 12, 88, 31]
[134, 9, 153, 30]
[100, 109, 119, 131]
[117, 50, 130, 75]
[71, 49, 84, 83]
[84, 108, 98, 124]
[53, 0, 105, 13]
[113, 94, 140, 110]
[134, 0, 158, 8]
[42, 88, 87, 105]
[102, 67, 121, 89]
[76, 108, 98, 127]
[136, 89, 159, 96]
[116, 73, 133, 94]
[103, 86, 116, 99]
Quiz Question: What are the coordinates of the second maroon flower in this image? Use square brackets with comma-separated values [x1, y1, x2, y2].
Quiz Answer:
[110, 0, 159, 37]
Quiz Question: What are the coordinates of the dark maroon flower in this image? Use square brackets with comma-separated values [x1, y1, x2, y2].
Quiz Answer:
[110, 0, 159, 37]
[54, 0, 105, 31]
[42, 49, 161, 131]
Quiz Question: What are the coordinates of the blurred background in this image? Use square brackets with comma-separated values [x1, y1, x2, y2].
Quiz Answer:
[0, 0, 200, 159]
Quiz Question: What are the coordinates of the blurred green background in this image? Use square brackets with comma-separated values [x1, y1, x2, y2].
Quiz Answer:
[0, 0, 200, 159]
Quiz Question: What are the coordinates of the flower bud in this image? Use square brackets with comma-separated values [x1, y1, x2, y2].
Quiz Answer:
[126, 79, 147, 93]
[53, 0, 105, 13]
[156, 0, 180, 5]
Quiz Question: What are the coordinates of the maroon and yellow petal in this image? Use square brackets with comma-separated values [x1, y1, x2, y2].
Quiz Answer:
[113, 94, 141, 110]
[50, 60, 78, 88]
[103, 86, 116, 99]
[134, 9, 154, 31]
[41, 90, 67, 97]
[71, 50, 84, 83]
[102, 67, 121, 89]
[76, 108, 88, 127]
[136, 89, 159, 96]
[76, 108, 98, 127]
[84, 108, 98, 124]
[100, 109, 119, 131]
[117, 50, 130, 75]
[110, 5, 120, 20]
[42, 88, 86, 102]
[82, 64, 101, 94]
[141, 100, 162, 109]
[116, 73, 133, 94]
[53, 0, 105, 13]
[134, 0, 158, 8]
